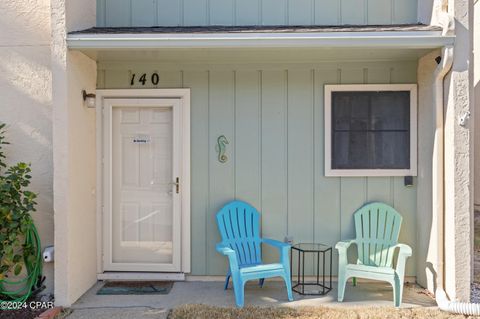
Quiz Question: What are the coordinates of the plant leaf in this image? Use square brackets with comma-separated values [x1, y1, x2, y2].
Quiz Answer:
[14, 264, 22, 276]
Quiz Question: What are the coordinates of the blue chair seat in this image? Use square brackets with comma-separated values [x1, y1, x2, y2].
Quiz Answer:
[240, 263, 284, 274]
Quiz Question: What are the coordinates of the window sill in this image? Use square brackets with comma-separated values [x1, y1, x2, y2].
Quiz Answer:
[325, 169, 417, 177]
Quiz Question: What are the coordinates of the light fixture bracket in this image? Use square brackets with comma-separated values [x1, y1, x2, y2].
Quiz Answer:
[82, 90, 96, 100]
[82, 90, 96, 108]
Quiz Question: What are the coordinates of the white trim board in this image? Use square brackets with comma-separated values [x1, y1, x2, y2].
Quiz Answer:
[96, 89, 191, 275]
[324, 84, 418, 177]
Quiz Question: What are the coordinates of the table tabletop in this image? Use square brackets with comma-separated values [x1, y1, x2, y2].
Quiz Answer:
[292, 243, 331, 252]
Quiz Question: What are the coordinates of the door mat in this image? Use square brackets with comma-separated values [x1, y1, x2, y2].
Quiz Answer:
[96, 281, 174, 295]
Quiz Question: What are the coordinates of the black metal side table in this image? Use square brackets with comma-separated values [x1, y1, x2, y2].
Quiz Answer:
[290, 243, 332, 295]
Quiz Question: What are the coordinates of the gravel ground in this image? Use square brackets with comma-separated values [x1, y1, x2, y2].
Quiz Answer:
[472, 210, 480, 302]
[472, 282, 480, 303]
[0, 307, 43, 319]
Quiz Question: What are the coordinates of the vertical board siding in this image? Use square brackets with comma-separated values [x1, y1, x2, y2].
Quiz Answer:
[105, 0, 131, 27]
[393, 0, 417, 24]
[183, 71, 209, 275]
[313, 68, 341, 277]
[207, 71, 235, 275]
[287, 69, 315, 274]
[132, 0, 156, 27]
[209, 0, 234, 25]
[98, 61, 417, 276]
[260, 70, 288, 263]
[261, 0, 288, 25]
[341, 0, 366, 25]
[287, 69, 314, 242]
[97, 0, 106, 27]
[157, 0, 181, 26]
[234, 71, 262, 208]
[183, 0, 207, 26]
[98, 0, 417, 26]
[235, 0, 260, 25]
[367, 0, 392, 25]
[314, 0, 340, 25]
[288, 0, 313, 25]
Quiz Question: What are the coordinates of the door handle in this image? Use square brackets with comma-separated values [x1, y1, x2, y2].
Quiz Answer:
[170, 177, 180, 194]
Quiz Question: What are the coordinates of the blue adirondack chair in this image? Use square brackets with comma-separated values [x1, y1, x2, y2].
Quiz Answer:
[336, 202, 412, 307]
[215, 200, 293, 307]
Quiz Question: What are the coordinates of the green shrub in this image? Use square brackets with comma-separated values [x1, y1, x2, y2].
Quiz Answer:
[0, 123, 37, 281]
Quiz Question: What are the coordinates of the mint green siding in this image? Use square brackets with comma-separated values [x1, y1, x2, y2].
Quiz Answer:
[97, 0, 418, 27]
[97, 61, 417, 277]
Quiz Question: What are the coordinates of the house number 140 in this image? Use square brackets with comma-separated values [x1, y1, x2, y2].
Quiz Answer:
[130, 73, 159, 86]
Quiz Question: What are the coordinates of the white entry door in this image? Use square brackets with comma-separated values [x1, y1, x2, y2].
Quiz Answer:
[103, 98, 182, 272]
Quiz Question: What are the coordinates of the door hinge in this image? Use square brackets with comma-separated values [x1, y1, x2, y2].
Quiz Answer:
[175, 177, 180, 194]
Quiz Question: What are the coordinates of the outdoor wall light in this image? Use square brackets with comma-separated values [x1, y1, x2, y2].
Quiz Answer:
[82, 90, 96, 108]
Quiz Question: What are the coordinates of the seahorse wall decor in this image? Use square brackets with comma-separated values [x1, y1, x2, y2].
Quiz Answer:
[216, 135, 229, 163]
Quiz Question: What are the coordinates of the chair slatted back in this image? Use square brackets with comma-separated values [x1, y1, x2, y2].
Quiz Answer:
[216, 201, 262, 266]
[354, 202, 403, 268]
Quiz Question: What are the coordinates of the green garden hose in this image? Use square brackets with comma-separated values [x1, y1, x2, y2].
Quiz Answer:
[0, 222, 44, 303]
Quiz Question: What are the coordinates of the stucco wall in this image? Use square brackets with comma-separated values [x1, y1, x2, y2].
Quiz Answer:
[51, 0, 97, 306]
[0, 1, 54, 295]
[474, 0, 480, 210]
[443, 0, 473, 302]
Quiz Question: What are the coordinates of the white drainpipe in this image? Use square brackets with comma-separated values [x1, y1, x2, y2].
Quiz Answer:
[433, 6, 479, 315]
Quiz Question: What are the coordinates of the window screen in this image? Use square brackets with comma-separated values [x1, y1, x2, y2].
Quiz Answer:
[331, 91, 410, 170]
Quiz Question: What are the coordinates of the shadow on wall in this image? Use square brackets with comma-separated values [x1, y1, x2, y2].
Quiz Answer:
[425, 262, 438, 292]
[415, 49, 439, 293]
[0, 45, 53, 295]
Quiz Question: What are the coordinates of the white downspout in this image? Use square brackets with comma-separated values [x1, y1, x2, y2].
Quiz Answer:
[434, 3, 479, 314]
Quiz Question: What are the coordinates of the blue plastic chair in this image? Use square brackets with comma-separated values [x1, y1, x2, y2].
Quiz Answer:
[215, 200, 293, 307]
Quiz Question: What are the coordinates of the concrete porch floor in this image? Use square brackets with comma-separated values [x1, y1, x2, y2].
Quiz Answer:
[66, 280, 436, 319]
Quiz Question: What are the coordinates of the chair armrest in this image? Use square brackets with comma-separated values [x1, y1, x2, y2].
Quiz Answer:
[335, 239, 356, 252]
[395, 243, 412, 257]
[335, 240, 356, 267]
[262, 238, 290, 249]
[216, 243, 236, 256]
[394, 243, 412, 278]
[216, 243, 239, 270]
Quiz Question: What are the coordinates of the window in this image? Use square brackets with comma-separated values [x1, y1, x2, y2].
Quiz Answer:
[324, 84, 417, 177]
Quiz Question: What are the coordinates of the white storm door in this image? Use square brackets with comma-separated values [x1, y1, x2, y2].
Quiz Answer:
[103, 98, 182, 272]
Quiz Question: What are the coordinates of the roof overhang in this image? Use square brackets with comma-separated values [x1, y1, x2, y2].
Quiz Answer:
[68, 30, 454, 50]
[67, 25, 455, 62]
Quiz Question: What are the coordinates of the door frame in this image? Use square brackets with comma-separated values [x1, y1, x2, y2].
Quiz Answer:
[96, 89, 191, 276]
